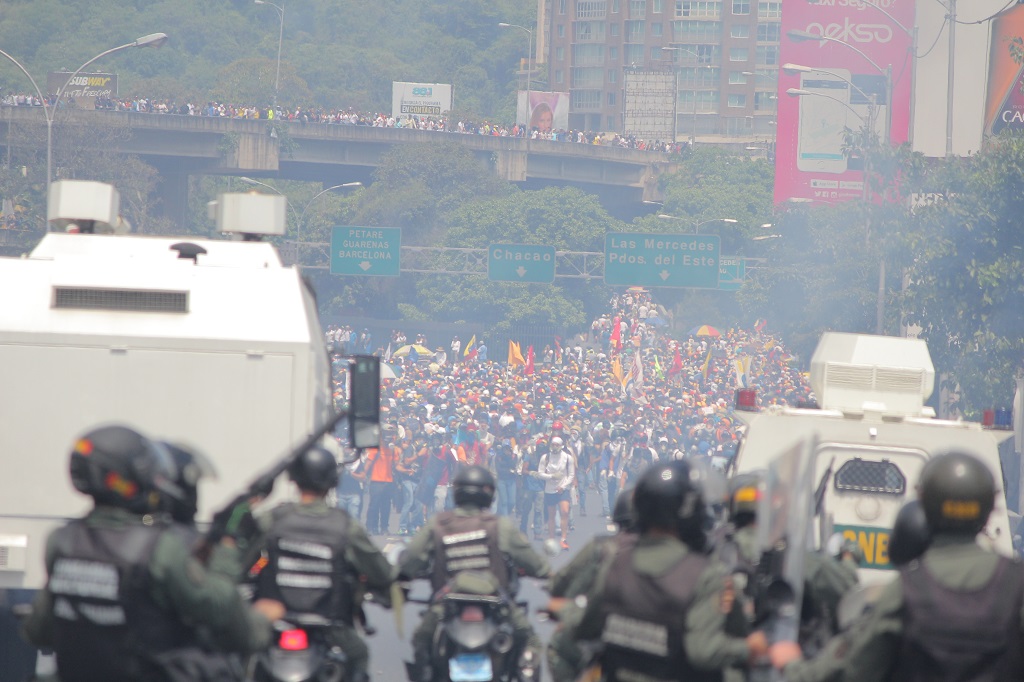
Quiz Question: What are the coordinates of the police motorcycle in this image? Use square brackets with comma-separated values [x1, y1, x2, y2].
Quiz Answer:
[254, 613, 351, 682]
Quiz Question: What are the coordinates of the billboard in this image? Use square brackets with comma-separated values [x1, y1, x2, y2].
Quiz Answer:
[623, 69, 675, 142]
[46, 72, 117, 110]
[985, 5, 1024, 136]
[516, 91, 570, 132]
[391, 82, 453, 119]
[774, 0, 915, 204]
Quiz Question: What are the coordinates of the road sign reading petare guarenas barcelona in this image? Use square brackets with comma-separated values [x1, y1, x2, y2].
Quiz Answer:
[604, 232, 720, 289]
[488, 243, 556, 283]
[330, 226, 401, 277]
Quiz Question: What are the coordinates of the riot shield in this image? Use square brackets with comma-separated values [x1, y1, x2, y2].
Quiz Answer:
[750, 435, 817, 682]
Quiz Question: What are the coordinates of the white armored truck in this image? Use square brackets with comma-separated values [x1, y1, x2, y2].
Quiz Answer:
[0, 182, 334, 678]
[733, 332, 1014, 585]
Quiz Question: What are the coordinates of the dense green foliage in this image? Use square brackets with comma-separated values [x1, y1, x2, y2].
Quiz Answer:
[0, 0, 534, 121]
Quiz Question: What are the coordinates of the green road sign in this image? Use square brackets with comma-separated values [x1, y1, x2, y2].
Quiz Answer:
[718, 255, 746, 291]
[604, 232, 720, 289]
[487, 243, 556, 283]
[330, 226, 401, 277]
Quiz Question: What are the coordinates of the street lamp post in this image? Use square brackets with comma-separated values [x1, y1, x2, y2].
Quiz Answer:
[499, 23, 533, 133]
[658, 214, 738, 233]
[255, 0, 284, 113]
[0, 33, 168, 200]
[662, 47, 708, 144]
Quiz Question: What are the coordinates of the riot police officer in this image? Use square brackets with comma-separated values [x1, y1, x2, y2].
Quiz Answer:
[571, 461, 770, 681]
[834, 451, 1024, 681]
[396, 464, 550, 682]
[546, 488, 637, 681]
[22, 424, 281, 682]
[249, 446, 393, 682]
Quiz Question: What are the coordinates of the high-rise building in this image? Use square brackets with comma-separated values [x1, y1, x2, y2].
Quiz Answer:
[544, 0, 780, 140]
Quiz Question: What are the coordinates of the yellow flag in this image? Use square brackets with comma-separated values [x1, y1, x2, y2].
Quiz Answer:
[464, 334, 476, 357]
[612, 356, 625, 386]
[508, 340, 526, 366]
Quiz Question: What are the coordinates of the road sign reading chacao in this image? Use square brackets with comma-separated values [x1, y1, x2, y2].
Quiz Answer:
[487, 243, 556, 283]
[330, 226, 401, 277]
[604, 232, 720, 289]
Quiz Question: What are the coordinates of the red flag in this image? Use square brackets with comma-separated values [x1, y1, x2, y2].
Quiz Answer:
[668, 346, 683, 376]
[609, 316, 621, 350]
[554, 336, 563, 362]
[525, 345, 535, 375]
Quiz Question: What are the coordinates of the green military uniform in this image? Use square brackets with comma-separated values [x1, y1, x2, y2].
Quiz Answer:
[547, 532, 632, 681]
[573, 534, 754, 673]
[396, 506, 550, 674]
[818, 536, 1024, 682]
[249, 499, 392, 677]
[23, 506, 272, 674]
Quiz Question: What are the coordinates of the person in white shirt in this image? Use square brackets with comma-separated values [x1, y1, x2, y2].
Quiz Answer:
[537, 436, 575, 550]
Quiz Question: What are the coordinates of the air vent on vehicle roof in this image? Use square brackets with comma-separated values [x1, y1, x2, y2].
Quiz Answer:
[53, 287, 188, 313]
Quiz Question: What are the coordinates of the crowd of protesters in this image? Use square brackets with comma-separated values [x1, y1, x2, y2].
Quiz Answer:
[1, 91, 684, 153]
[324, 289, 811, 546]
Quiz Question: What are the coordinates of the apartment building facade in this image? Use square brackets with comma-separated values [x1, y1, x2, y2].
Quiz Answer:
[544, 0, 781, 140]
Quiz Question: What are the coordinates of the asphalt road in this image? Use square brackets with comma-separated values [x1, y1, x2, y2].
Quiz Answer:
[363, 499, 616, 681]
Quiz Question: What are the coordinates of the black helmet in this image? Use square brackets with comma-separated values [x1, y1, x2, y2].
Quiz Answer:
[69, 424, 178, 514]
[453, 465, 495, 508]
[889, 500, 932, 566]
[917, 451, 995, 536]
[612, 487, 636, 531]
[288, 446, 339, 494]
[634, 461, 706, 549]
[160, 441, 217, 524]
[728, 473, 762, 528]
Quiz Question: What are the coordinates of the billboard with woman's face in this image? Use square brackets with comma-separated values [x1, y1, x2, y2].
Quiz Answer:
[517, 91, 569, 132]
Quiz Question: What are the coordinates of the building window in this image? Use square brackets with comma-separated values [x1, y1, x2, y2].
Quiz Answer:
[754, 91, 776, 110]
[678, 65, 719, 86]
[573, 66, 605, 87]
[757, 23, 780, 42]
[610, 22, 620, 36]
[610, 46, 620, 59]
[558, 24, 566, 37]
[731, 24, 749, 38]
[673, 20, 722, 43]
[652, 22, 663, 36]
[573, 43, 606, 65]
[608, 92, 617, 105]
[674, 43, 719, 64]
[756, 45, 779, 65]
[675, 1, 721, 18]
[728, 93, 747, 107]
[630, 0, 646, 17]
[625, 44, 645, 64]
[612, 0, 621, 12]
[560, 0, 567, 13]
[556, 69, 564, 84]
[757, 1, 782, 18]
[679, 89, 719, 112]
[556, 46, 566, 61]
[626, 20, 645, 41]
[653, 0, 663, 12]
[607, 115, 617, 128]
[731, 0, 750, 14]
[575, 21, 607, 41]
[609, 68, 618, 82]
[651, 46, 662, 60]
[571, 90, 602, 110]
[577, 0, 609, 18]
[729, 71, 748, 84]
[729, 47, 749, 61]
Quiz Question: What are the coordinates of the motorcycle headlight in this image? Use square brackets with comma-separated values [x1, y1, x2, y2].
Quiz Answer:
[491, 631, 514, 654]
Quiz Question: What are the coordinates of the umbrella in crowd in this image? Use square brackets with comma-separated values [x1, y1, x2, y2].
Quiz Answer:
[381, 363, 403, 380]
[392, 344, 433, 358]
[689, 325, 721, 337]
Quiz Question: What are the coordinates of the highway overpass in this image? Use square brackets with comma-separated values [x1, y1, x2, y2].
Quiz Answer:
[0, 107, 678, 222]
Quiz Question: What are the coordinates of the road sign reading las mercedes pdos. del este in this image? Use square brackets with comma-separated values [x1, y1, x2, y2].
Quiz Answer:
[488, 243, 556, 283]
[604, 232, 720, 289]
[331, 226, 401, 276]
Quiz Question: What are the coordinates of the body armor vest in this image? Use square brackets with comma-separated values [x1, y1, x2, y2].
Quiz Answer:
[257, 504, 355, 623]
[49, 517, 187, 682]
[890, 555, 1024, 682]
[600, 541, 721, 682]
[430, 510, 508, 594]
